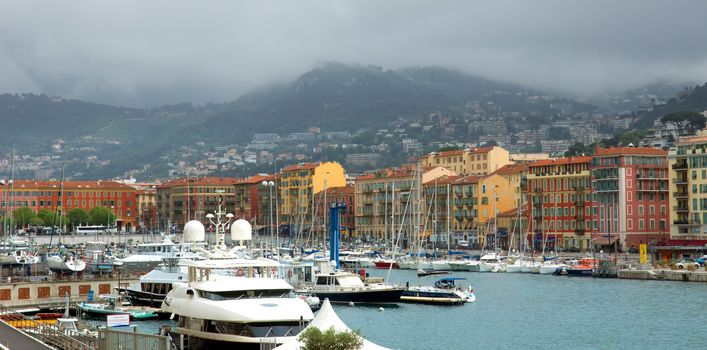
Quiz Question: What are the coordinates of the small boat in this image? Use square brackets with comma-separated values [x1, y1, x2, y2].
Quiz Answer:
[310, 270, 404, 304]
[566, 258, 598, 277]
[374, 258, 399, 269]
[401, 277, 469, 305]
[76, 295, 157, 320]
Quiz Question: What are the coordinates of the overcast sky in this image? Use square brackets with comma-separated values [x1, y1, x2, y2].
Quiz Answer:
[1, 1, 707, 107]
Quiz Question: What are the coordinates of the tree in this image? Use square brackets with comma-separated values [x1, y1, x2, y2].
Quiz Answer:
[37, 209, 54, 226]
[548, 126, 571, 140]
[29, 217, 44, 227]
[12, 207, 35, 229]
[299, 327, 363, 350]
[89, 206, 114, 226]
[67, 208, 89, 228]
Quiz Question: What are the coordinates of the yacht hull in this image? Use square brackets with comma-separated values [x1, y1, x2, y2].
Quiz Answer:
[314, 288, 404, 304]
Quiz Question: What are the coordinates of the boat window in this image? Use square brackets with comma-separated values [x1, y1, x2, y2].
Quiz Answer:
[316, 276, 329, 285]
[198, 289, 292, 300]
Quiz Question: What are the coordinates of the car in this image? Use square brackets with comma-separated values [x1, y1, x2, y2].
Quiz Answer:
[673, 258, 700, 270]
[457, 240, 469, 248]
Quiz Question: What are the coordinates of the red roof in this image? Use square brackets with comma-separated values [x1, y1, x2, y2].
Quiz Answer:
[493, 163, 528, 175]
[655, 240, 707, 247]
[157, 177, 240, 189]
[10, 180, 136, 190]
[529, 156, 592, 168]
[323, 185, 354, 196]
[594, 147, 667, 156]
[235, 174, 278, 185]
[452, 175, 482, 185]
[282, 162, 320, 171]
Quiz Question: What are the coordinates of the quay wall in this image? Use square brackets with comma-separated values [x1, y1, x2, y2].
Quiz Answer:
[0, 277, 139, 309]
[618, 269, 707, 282]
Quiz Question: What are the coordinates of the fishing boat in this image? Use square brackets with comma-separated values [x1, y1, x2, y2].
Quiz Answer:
[76, 295, 157, 320]
[566, 258, 598, 277]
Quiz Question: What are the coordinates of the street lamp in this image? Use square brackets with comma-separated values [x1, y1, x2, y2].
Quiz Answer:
[261, 181, 275, 252]
[206, 197, 234, 250]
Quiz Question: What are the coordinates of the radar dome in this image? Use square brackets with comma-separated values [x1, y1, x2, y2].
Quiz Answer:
[231, 219, 252, 241]
[183, 220, 205, 242]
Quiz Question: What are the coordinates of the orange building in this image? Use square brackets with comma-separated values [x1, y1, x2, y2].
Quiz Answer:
[0, 180, 138, 232]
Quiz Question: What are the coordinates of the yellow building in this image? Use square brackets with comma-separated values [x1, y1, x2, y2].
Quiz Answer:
[420, 146, 512, 175]
[279, 162, 346, 229]
[447, 163, 526, 249]
[669, 135, 707, 240]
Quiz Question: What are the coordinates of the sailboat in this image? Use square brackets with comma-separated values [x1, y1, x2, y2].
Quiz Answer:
[47, 165, 86, 274]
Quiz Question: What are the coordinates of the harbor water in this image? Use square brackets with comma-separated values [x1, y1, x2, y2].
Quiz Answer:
[335, 269, 706, 350]
[99, 269, 706, 349]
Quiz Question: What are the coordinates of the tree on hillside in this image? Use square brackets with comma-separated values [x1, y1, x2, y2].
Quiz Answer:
[548, 126, 571, 140]
[564, 142, 595, 157]
[12, 207, 35, 229]
[298, 327, 363, 350]
[437, 145, 462, 152]
[660, 111, 707, 141]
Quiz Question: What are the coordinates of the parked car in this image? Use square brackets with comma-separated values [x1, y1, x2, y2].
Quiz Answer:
[673, 258, 701, 270]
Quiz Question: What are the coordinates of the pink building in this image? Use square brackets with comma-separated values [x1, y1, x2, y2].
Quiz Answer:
[591, 147, 669, 250]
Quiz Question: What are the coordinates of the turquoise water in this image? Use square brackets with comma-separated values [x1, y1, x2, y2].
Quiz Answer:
[100, 269, 707, 349]
[334, 269, 707, 350]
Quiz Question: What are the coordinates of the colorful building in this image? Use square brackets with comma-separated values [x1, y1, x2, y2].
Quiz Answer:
[669, 136, 707, 247]
[592, 147, 669, 250]
[155, 177, 239, 230]
[450, 175, 481, 244]
[0, 180, 138, 232]
[420, 146, 512, 175]
[354, 165, 455, 244]
[526, 156, 593, 252]
[232, 174, 278, 235]
[278, 162, 346, 232]
[317, 186, 355, 238]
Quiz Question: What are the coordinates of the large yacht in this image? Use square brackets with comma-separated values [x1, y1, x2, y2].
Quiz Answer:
[161, 258, 314, 349]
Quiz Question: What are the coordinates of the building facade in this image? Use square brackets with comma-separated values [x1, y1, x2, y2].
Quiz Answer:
[420, 146, 512, 175]
[0, 180, 138, 232]
[278, 162, 346, 232]
[592, 147, 669, 250]
[669, 136, 707, 240]
[155, 177, 239, 230]
[526, 156, 593, 251]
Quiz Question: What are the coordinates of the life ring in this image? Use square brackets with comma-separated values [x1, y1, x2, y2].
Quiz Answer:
[237, 268, 244, 277]
[287, 269, 293, 278]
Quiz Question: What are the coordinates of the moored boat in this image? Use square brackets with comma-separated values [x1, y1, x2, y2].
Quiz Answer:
[566, 258, 598, 277]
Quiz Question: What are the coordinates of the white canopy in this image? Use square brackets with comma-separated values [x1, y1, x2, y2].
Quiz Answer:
[273, 299, 392, 350]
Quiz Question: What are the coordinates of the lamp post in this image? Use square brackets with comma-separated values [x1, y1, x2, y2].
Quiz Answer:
[206, 196, 234, 250]
[262, 181, 275, 252]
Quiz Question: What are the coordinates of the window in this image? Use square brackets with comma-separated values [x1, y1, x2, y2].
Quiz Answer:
[627, 205, 632, 215]
[627, 191, 632, 201]
[638, 205, 644, 215]
[638, 219, 644, 229]
[628, 219, 633, 229]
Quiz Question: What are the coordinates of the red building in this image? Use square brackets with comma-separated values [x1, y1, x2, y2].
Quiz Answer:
[591, 147, 669, 250]
[1, 180, 138, 232]
[232, 174, 278, 232]
[317, 186, 355, 237]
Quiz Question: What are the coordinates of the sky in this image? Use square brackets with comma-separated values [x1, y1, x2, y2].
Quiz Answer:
[1, 0, 707, 107]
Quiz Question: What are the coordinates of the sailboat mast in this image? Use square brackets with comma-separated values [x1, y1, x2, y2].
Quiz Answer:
[384, 182, 388, 253]
[446, 183, 450, 252]
[9, 147, 15, 236]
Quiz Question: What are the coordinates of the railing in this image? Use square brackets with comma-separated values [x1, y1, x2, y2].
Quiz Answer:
[0, 301, 98, 350]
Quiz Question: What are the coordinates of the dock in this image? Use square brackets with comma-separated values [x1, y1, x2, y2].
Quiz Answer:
[618, 269, 707, 282]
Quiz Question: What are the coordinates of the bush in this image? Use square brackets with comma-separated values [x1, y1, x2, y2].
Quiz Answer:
[299, 327, 363, 350]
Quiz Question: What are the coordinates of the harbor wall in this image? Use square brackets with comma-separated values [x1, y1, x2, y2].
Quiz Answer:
[0, 278, 139, 309]
[618, 269, 707, 282]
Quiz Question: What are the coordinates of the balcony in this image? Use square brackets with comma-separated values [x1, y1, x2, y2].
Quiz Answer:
[574, 229, 585, 236]
[673, 205, 689, 213]
[672, 177, 688, 184]
[672, 163, 688, 170]
[673, 220, 688, 225]
[673, 191, 689, 198]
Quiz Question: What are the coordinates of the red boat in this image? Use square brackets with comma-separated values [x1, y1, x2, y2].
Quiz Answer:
[566, 258, 598, 277]
[36, 313, 63, 320]
[374, 259, 399, 269]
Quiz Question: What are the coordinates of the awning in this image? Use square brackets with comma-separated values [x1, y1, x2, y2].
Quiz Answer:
[592, 237, 619, 245]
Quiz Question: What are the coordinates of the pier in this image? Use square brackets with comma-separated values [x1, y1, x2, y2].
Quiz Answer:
[0, 277, 138, 310]
[618, 268, 707, 282]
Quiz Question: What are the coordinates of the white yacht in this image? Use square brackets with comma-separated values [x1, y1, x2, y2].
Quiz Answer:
[477, 253, 505, 272]
[308, 269, 404, 304]
[47, 252, 86, 274]
[161, 259, 314, 349]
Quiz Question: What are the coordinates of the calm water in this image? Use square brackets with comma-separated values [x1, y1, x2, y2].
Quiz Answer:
[101, 269, 707, 350]
[334, 269, 707, 350]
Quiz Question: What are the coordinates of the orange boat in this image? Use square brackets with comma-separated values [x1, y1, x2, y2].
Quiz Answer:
[566, 258, 598, 277]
